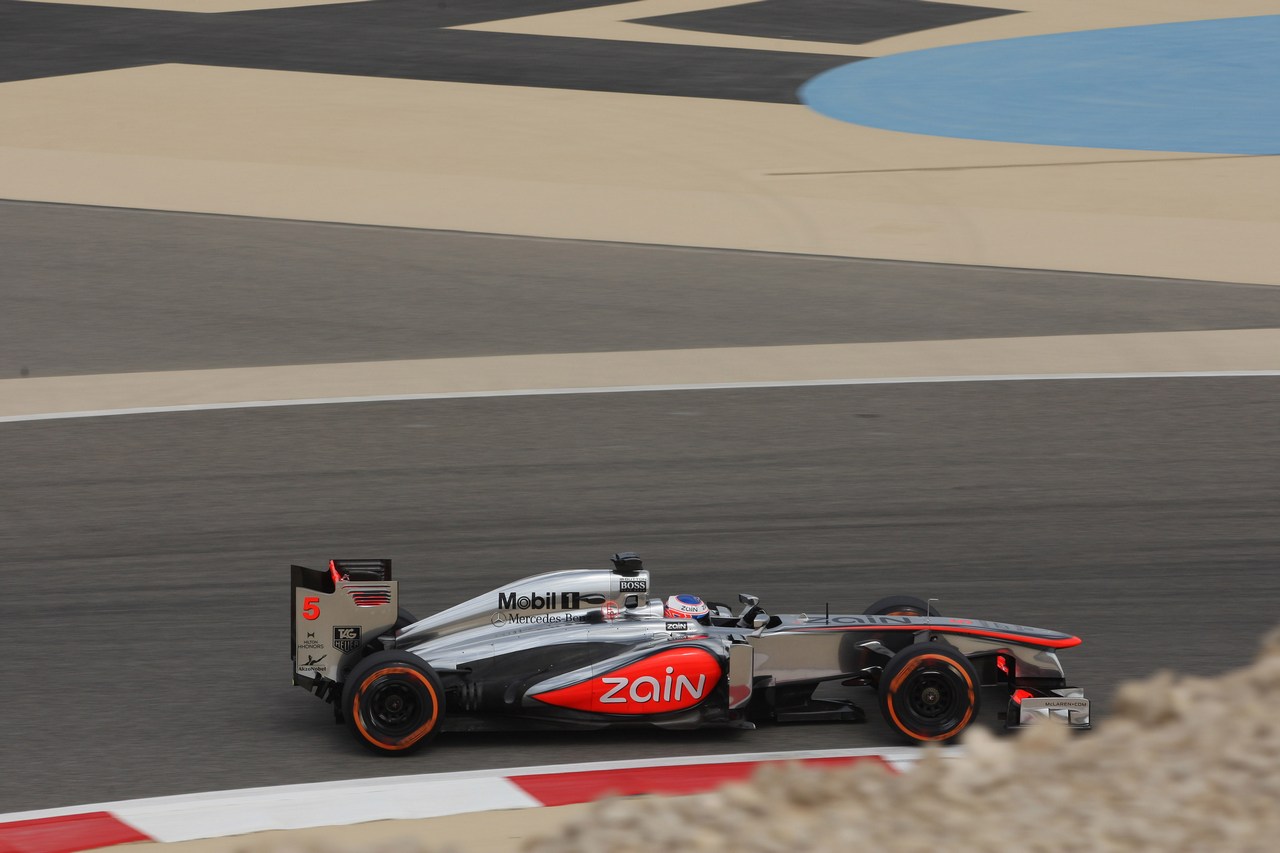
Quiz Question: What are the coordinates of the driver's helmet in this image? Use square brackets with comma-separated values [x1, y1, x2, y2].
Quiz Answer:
[664, 594, 710, 624]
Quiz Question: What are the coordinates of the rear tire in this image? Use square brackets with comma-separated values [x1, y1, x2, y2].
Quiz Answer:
[342, 650, 444, 755]
[394, 607, 419, 631]
[878, 641, 979, 743]
[864, 595, 941, 617]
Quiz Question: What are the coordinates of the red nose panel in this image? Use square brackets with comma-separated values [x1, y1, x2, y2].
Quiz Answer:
[534, 647, 722, 715]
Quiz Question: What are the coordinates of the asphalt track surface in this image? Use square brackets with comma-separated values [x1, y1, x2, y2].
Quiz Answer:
[0, 0, 842, 98]
[4, 0, 1280, 820]
[0, 0, 1011, 95]
[7, 203, 1280, 378]
[3, 202, 1280, 812]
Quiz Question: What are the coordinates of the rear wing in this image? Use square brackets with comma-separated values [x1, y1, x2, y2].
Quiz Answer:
[291, 559, 399, 688]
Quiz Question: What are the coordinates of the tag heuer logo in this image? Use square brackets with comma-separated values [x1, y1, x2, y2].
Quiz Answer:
[333, 625, 362, 654]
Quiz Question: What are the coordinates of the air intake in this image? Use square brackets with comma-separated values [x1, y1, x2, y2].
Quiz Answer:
[345, 583, 394, 607]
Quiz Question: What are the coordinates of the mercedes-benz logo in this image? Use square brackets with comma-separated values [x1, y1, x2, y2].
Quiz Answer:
[491, 612, 508, 627]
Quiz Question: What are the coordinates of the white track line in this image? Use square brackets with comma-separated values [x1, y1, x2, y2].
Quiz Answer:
[2, 370, 1278, 424]
[0, 747, 931, 842]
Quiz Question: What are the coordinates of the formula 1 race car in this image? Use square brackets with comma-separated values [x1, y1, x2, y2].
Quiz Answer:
[291, 553, 1090, 754]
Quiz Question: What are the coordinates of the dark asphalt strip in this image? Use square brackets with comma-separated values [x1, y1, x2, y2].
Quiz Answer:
[0, 0, 852, 99]
[2, 379, 1277, 811]
[6, 201, 1280, 379]
[640, 0, 1015, 44]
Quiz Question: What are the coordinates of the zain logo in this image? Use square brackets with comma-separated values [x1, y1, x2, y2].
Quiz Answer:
[600, 666, 707, 705]
[532, 647, 722, 715]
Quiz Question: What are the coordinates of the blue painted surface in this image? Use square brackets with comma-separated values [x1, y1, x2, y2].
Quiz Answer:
[800, 15, 1280, 154]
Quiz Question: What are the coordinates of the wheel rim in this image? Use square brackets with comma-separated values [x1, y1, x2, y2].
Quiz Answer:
[907, 672, 957, 720]
[887, 655, 975, 740]
[367, 679, 425, 733]
[355, 667, 438, 748]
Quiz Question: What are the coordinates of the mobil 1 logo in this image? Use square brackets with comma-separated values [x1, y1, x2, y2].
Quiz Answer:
[333, 625, 362, 654]
[497, 591, 582, 610]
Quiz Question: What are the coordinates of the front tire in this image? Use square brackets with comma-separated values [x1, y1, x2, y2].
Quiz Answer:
[878, 642, 978, 743]
[342, 650, 444, 755]
[864, 595, 941, 617]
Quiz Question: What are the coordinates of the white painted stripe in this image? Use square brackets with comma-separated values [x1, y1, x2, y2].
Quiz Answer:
[2, 371, 1277, 424]
[115, 777, 540, 843]
[0, 747, 921, 827]
[0, 746, 959, 843]
[496, 745, 927, 775]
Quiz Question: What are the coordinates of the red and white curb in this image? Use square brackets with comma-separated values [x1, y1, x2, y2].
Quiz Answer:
[0, 747, 948, 852]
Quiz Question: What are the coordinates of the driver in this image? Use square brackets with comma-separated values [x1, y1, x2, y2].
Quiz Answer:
[664, 593, 711, 625]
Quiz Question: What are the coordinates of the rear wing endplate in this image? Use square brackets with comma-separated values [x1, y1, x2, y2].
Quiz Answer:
[291, 559, 398, 687]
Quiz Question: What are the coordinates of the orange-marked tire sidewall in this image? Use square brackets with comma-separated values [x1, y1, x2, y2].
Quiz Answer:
[352, 665, 440, 751]
[886, 653, 975, 742]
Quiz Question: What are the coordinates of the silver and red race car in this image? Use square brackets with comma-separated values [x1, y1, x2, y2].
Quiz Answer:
[291, 553, 1089, 754]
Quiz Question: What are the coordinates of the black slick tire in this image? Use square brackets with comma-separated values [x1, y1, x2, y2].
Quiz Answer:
[342, 650, 444, 755]
[394, 607, 418, 631]
[878, 641, 979, 743]
[864, 595, 941, 617]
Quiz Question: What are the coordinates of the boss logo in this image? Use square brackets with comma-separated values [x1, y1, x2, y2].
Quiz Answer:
[665, 621, 691, 632]
[332, 625, 362, 654]
[619, 579, 647, 592]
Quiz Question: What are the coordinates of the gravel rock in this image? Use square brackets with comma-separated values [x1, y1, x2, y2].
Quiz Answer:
[524, 627, 1280, 853]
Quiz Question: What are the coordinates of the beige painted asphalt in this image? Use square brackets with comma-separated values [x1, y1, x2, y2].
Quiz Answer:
[2, 63, 1277, 287]
[4, 330, 1280, 420]
[6, 0, 1280, 290]
[455, 0, 1280, 57]
[1, 1, 1278, 412]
